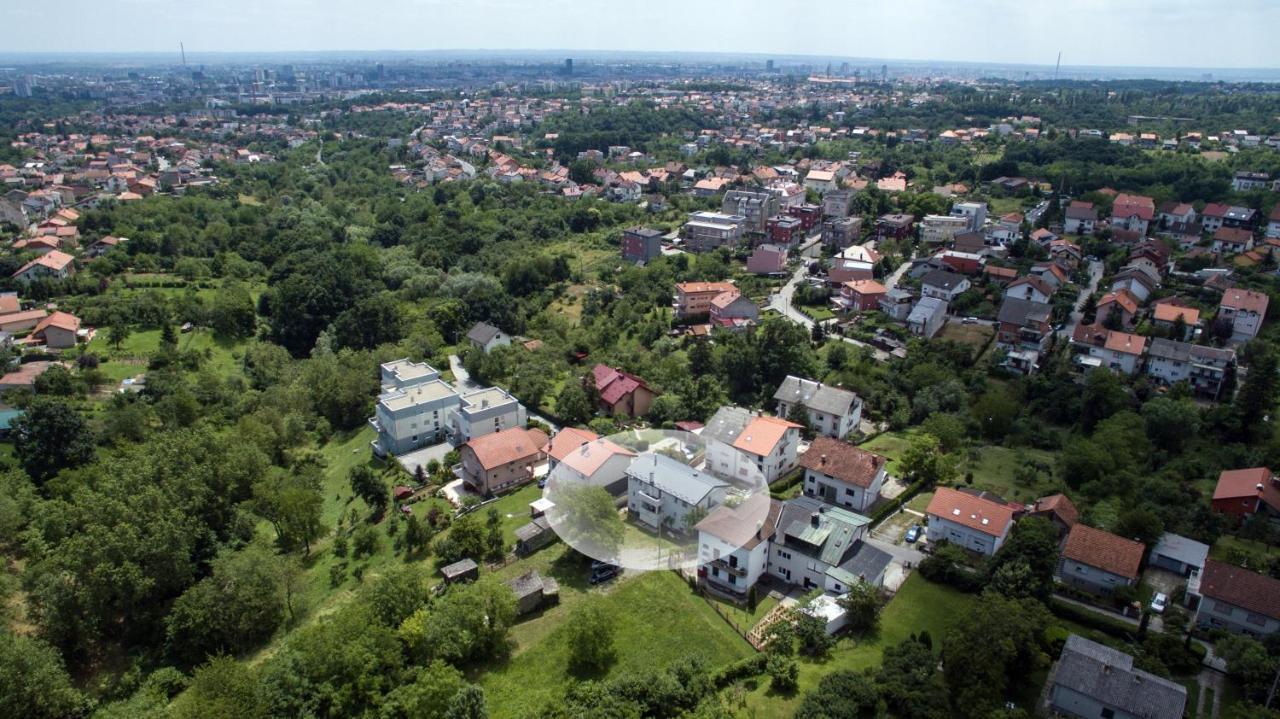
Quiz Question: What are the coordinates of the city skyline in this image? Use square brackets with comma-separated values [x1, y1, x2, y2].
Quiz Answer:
[3, 0, 1279, 71]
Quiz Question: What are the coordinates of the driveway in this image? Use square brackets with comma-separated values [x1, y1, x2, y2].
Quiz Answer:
[447, 354, 483, 392]
[395, 442, 456, 477]
[1058, 260, 1104, 340]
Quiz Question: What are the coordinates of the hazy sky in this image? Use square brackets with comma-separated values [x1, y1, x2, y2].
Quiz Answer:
[5, 0, 1278, 69]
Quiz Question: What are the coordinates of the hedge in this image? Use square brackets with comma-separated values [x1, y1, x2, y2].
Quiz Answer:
[1048, 597, 1139, 640]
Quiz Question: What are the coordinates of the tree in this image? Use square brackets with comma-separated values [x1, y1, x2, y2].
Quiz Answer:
[555, 380, 593, 426]
[838, 580, 882, 632]
[0, 631, 86, 719]
[165, 544, 289, 666]
[877, 636, 950, 719]
[786, 400, 813, 438]
[1114, 506, 1164, 547]
[795, 670, 878, 719]
[1237, 346, 1279, 439]
[971, 386, 1020, 441]
[942, 593, 1051, 718]
[766, 652, 799, 693]
[793, 611, 835, 658]
[987, 516, 1060, 600]
[1142, 397, 1201, 454]
[381, 661, 470, 719]
[484, 507, 505, 561]
[210, 282, 257, 339]
[1217, 634, 1278, 703]
[349, 464, 388, 516]
[171, 656, 268, 719]
[11, 397, 96, 483]
[900, 433, 959, 486]
[567, 599, 617, 675]
[433, 510, 488, 565]
[107, 315, 132, 351]
[444, 685, 489, 719]
[398, 578, 516, 665]
[253, 470, 325, 555]
[552, 485, 624, 560]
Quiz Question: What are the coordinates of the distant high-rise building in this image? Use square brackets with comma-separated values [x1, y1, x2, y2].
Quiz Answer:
[766, 59, 775, 72]
[840, 62, 850, 76]
[881, 64, 888, 83]
[14, 75, 32, 98]
[564, 58, 573, 75]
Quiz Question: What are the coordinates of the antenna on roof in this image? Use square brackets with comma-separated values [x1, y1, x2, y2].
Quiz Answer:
[180, 42, 187, 67]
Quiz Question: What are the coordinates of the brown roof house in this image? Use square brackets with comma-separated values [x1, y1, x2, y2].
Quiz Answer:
[1056, 524, 1145, 596]
[1027, 493, 1080, 536]
[32, 311, 81, 349]
[1191, 560, 1280, 636]
[590, 364, 659, 418]
[798, 437, 887, 513]
[457, 426, 548, 496]
[924, 487, 1015, 555]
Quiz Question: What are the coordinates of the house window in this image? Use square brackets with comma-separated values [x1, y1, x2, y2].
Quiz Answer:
[1214, 601, 1235, 616]
[1101, 709, 1115, 719]
[1248, 613, 1267, 627]
[845, 488, 855, 496]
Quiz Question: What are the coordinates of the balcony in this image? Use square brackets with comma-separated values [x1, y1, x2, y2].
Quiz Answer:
[709, 557, 748, 577]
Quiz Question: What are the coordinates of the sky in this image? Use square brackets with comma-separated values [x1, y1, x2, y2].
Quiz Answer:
[4, 0, 1279, 70]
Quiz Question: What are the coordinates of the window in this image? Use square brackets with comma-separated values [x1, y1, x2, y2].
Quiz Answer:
[845, 487, 855, 496]
[1214, 601, 1236, 616]
[1248, 613, 1267, 627]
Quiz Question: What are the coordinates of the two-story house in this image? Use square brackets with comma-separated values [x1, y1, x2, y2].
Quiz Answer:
[12, 250, 75, 283]
[621, 226, 664, 264]
[924, 487, 1015, 555]
[772, 375, 863, 439]
[591, 363, 660, 418]
[1145, 338, 1235, 400]
[548, 437, 636, 495]
[766, 496, 889, 592]
[370, 359, 462, 457]
[1047, 635, 1187, 719]
[907, 297, 948, 339]
[1056, 524, 1145, 595]
[1211, 467, 1280, 520]
[1064, 202, 1097, 235]
[696, 495, 782, 599]
[920, 269, 971, 302]
[626, 452, 731, 532]
[996, 297, 1054, 374]
[674, 281, 739, 320]
[1004, 275, 1054, 304]
[798, 437, 886, 513]
[1192, 559, 1280, 637]
[1070, 325, 1147, 375]
[451, 386, 527, 444]
[457, 426, 549, 496]
[466, 322, 510, 354]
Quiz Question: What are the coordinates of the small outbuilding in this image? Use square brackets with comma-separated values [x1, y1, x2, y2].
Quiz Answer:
[440, 558, 479, 585]
[508, 570, 559, 615]
[1149, 532, 1210, 577]
[514, 515, 557, 556]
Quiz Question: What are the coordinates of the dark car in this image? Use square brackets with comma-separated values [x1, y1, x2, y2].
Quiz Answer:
[904, 525, 922, 544]
[589, 561, 621, 585]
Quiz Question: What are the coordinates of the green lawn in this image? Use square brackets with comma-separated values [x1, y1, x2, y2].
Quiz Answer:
[478, 569, 754, 717]
[858, 428, 922, 477]
[740, 573, 979, 716]
[861, 430, 1061, 504]
[86, 327, 248, 383]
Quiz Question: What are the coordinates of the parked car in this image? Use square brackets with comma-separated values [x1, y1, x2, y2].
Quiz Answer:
[1150, 592, 1168, 614]
[589, 561, 621, 585]
[904, 525, 922, 543]
[962, 317, 978, 324]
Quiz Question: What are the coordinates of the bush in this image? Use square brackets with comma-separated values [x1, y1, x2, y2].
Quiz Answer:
[710, 653, 768, 688]
[1047, 598, 1138, 640]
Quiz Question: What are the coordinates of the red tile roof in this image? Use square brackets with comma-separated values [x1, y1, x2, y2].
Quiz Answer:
[546, 427, 599, 463]
[733, 415, 801, 457]
[798, 437, 886, 488]
[1214, 467, 1280, 511]
[1030, 493, 1079, 528]
[1220, 288, 1269, 315]
[465, 427, 548, 471]
[926, 486, 1014, 537]
[1062, 524, 1144, 579]
[591, 364, 652, 407]
[33, 311, 80, 335]
[1201, 559, 1280, 620]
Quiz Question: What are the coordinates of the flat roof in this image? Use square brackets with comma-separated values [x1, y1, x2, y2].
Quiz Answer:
[379, 379, 459, 412]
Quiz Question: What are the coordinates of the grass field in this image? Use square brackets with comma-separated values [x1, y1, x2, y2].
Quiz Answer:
[86, 328, 248, 383]
[858, 429, 922, 477]
[937, 322, 995, 355]
[861, 430, 1060, 504]
[739, 573, 977, 716]
[478, 569, 754, 717]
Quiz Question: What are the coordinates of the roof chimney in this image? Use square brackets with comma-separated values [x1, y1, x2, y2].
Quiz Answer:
[810, 513, 821, 527]
[820, 454, 827, 465]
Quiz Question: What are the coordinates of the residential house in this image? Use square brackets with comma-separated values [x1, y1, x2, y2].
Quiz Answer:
[953, 230, 990, 256]
[702, 406, 801, 484]
[674, 281, 738, 319]
[1047, 635, 1187, 719]
[590, 364, 660, 418]
[773, 375, 863, 439]
[1218, 288, 1269, 342]
[696, 495, 782, 598]
[907, 296, 947, 339]
[1149, 532, 1210, 577]
[1027, 493, 1079, 536]
[920, 269, 970, 302]
[828, 245, 879, 285]
[803, 169, 837, 195]
[1056, 523, 1144, 595]
[1064, 202, 1098, 235]
[0, 308, 47, 333]
[1212, 467, 1280, 520]
[950, 201, 988, 232]
[988, 212, 1023, 245]
[627, 452, 731, 531]
[874, 213, 914, 240]
[12, 250, 75, 283]
[1165, 221, 1204, 249]
[370, 360, 461, 457]
[938, 250, 983, 275]
[31, 311, 80, 349]
[1268, 205, 1280, 240]
[996, 297, 1054, 373]
[1110, 269, 1158, 303]
[798, 437, 886, 513]
[767, 496, 888, 592]
[822, 190, 852, 218]
[621, 226, 664, 264]
[1158, 201, 1197, 227]
[1145, 338, 1235, 400]
[86, 235, 127, 258]
[722, 189, 778, 235]
[1151, 303, 1201, 339]
[924, 486, 1015, 555]
[1233, 171, 1271, 192]
[1192, 560, 1280, 636]
[766, 214, 803, 248]
[1224, 206, 1260, 230]
[1212, 227, 1255, 255]
[821, 216, 862, 249]
[1004, 275, 1054, 304]
[835, 279, 887, 313]
[920, 214, 969, 245]
[984, 265, 1019, 285]
[549, 437, 636, 494]
[709, 289, 759, 331]
[1201, 203, 1231, 233]
[546, 427, 599, 470]
[1097, 290, 1139, 328]
[746, 244, 787, 275]
[681, 211, 746, 252]
[457, 426, 549, 496]
[1070, 325, 1147, 375]
[466, 322, 510, 353]
[879, 288, 914, 321]
[1110, 193, 1156, 236]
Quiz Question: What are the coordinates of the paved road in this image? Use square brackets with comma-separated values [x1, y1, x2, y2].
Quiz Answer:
[1025, 199, 1050, 226]
[1057, 260, 1104, 341]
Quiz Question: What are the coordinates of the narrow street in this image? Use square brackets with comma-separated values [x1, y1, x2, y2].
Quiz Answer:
[1057, 259, 1104, 340]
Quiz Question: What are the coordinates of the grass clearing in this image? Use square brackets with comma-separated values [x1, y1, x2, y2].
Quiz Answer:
[478, 569, 753, 717]
[937, 322, 995, 355]
[86, 328, 249, 383]
[861, 430, 1061, 504]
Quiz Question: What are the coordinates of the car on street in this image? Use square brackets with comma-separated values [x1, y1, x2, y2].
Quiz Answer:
[1150, 592, 1168, 614]
[962, 316, 978, 324]
[904, 525, 922, 543]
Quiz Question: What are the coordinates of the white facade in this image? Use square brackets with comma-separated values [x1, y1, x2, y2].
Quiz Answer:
[698, 529, 770, 597]
[925, 515, 1009, 555]
[802, 466, 884, 513]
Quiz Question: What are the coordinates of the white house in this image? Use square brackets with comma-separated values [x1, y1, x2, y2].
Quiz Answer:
[907, 297, 947, 339]
[1192, 560, 1280, 637]
[772, 375, 863, 439]
[797, 437, 887, 513]
[466, 322, 511, 353]
[920, 269, 971, 302]
[1218, 288, 1269, 343]
[696, 495, 782, 599]
[765, 496, 889, 593]
[924, 487, 1014, 555]
[626, 452, 730, 532]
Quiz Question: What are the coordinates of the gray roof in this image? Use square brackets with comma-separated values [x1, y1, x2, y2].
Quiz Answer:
[467, 321, 503, 345]
[777, 496, 872, 566]
[908, 296, 947, 323]
[997, 297, 1052, 326]
[507, 570, 546, 599]
[515, 515, 552, 543]
[827, 540, 893, 587]
[773, 376, 860, 417]
[1148, 338, 1235, 366]
[626, 452, 728, 505]
[702, 405, 753, 446]
[1052, 635, 1186, 719]
[440, 558, 478, 578]
[921, 268, 968, 291]
[1151, 532, 1209, 569]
